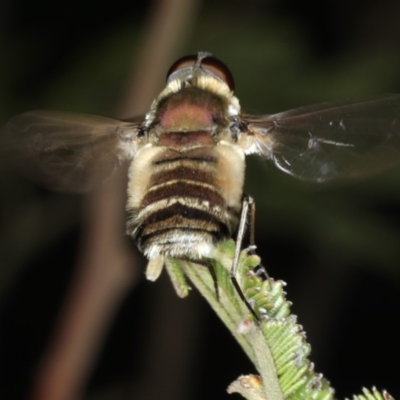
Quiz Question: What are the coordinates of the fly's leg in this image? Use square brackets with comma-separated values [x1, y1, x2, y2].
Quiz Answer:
[231, 195, 264, 319]
[196, 259, 220, 301]
[206, 261, 219, 301]
[180, 195, 263, 308]
[180, 257, 220, 300]
[231, 195, 255, 277]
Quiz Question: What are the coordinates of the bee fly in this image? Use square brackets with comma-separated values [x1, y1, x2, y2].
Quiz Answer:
[2, 51, 400, 290]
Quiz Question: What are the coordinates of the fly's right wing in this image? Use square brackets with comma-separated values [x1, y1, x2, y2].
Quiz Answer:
[242, 95, 400, 182]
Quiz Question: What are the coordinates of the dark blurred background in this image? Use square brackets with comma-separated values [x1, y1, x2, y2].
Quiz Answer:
[1, 0, 400, 399]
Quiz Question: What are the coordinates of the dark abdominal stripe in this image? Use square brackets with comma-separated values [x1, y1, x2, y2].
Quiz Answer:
[142, 202, 225, 227]
[137, 202, 230, 246]
[153, 154, 217, 165]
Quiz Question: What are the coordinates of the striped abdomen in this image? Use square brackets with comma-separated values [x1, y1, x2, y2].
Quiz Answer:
[126, 132, 245, 261]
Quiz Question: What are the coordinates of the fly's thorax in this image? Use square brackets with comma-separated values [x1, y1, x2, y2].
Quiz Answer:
[142, 76, 241, 140]
[126, 139, 245, 260]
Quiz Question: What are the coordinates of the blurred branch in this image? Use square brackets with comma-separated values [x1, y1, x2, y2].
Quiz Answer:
[28, 1, 200, 400]
[118, 0, 201, 118]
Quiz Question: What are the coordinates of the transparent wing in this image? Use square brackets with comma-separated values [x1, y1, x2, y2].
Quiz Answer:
[0, 110, 143, 192]
[244, 94, 400, 182]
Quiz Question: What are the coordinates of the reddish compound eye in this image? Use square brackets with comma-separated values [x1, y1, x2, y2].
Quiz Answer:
[166, 53, 235, 91]
[201, 55, 235, 91]
[166, 54, 197, 78]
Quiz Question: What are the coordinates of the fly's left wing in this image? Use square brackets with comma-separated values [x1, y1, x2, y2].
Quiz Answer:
[1, 110, 143, 192]
[242, 94, 400, 182]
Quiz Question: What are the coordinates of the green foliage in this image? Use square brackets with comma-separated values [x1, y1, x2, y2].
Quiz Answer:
[349, 387, 394, 400]
[164, 240, 394, 400]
